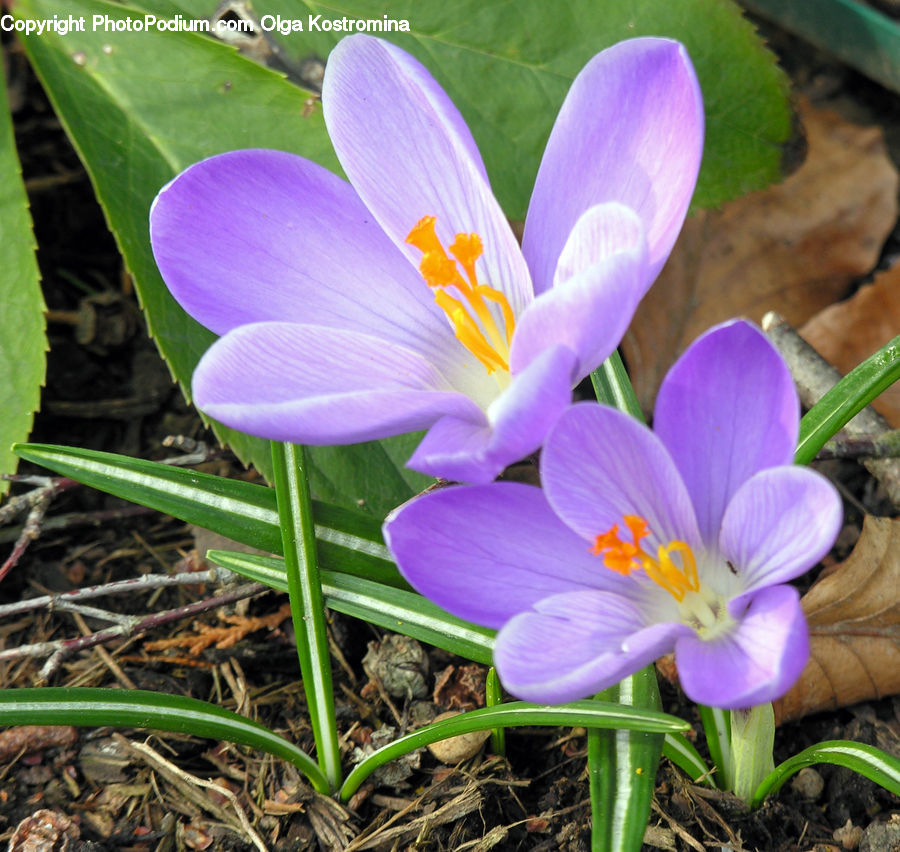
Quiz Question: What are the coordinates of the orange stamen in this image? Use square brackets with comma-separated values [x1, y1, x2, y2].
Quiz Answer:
[406, 217, 515, 376]
[591, 515, 699, 601]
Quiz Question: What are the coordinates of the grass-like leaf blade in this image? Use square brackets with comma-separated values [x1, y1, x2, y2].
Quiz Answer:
[13, 442, 403, 587]
[796, 334, 900, 465]
[340, 698, 689, 801]
[590, 668, 664, 852]
[750, 740, 900, 809]
[208, 550, 496, 665]
[663, 733, 715, 787]
[0, 687, 329, 792]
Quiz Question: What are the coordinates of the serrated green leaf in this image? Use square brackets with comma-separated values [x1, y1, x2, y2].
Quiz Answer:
[143, 0, 793, 214]
[0, 687, 329, 792]
[0, 59, 46, 495]
[17, 0, 429, 516]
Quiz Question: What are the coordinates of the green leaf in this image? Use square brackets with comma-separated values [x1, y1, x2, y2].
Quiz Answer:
[663, 733, 715, 787]
[208, 549, 497, 664]
[485, 667, 506, 756]
[0, 687, 329, 792]
[796, 334, 900, 465]
[750, 740, 900, 810]
[339, 698, 690, 801]
[0, 58, 46, 495]
[144, 0, 793, 215]
[270, 443, 341, 789]
[17, 0, 429, 516]
[699, 704, 733, 789]
[590, 668, 664, 852]
[13, 442, 405, 587]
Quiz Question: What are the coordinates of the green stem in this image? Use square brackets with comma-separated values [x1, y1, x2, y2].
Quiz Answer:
[730, 703, 775, 802]
[270, 442, 341, 790]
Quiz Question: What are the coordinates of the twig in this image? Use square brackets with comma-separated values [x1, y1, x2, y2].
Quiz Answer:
[0, 505, 154, 545]
[762, 311, 900, 506]
[817, 431, 900, 460]
[0, 582, 268, 682]
[0, 568, 224, 619]
[0, 477, 81, 583]
[0, 476, 79, 524]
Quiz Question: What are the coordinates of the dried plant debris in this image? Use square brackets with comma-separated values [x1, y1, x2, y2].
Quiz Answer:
[776, 515, 900, 723]
[144, 602, 291, 656]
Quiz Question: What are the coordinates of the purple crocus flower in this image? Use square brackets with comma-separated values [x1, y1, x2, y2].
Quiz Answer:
[150, 35, 703, 484]
[385, 321, 843, 708]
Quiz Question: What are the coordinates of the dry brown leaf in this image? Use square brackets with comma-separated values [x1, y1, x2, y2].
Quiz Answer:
[623, 99, 899, 410]
[800, 263, 900, 427]
[775, 515, 900, 724]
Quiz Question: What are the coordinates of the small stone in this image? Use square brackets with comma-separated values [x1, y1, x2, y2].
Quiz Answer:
[834, 819, 864, 850]
[860, 814, 900, 852]
[792, 766, 825, 799]
[426, 711, 490, 764]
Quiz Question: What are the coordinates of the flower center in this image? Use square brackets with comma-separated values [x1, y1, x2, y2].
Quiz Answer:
[591, 515, 699, 601]
[406, 216, 515, 377]
[592, 515, 734, 638]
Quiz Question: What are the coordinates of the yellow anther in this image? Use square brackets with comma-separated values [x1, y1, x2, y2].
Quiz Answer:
[420, 251, 462, 289]
[406, 217, 515, 376]
[406, 215, 443, 256]
[592, 516, 699, 602]
[449, 233, 483, 285]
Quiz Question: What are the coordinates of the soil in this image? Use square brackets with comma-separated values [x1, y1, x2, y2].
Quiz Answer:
[1, 14, 899, 852]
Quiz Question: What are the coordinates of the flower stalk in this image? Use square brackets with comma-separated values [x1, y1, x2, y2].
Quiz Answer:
[731, 703, 775, 802]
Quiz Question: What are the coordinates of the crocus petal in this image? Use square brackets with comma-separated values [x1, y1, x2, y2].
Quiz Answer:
[720, 466, 842, 597]
[192, 322, 482, 443]
[675, 585, 808, 709]
[323, 35, 532, 315]
[523, 37, 704, 294]
[495, 590, 690, 703]
[510, 204, 648, 377]
[408, 345, 578, 483]
[542, 404, 701, 551]
[150, 149, 457, 366]
[384, 483, 630, 630]
[654, 321, 800, 544]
